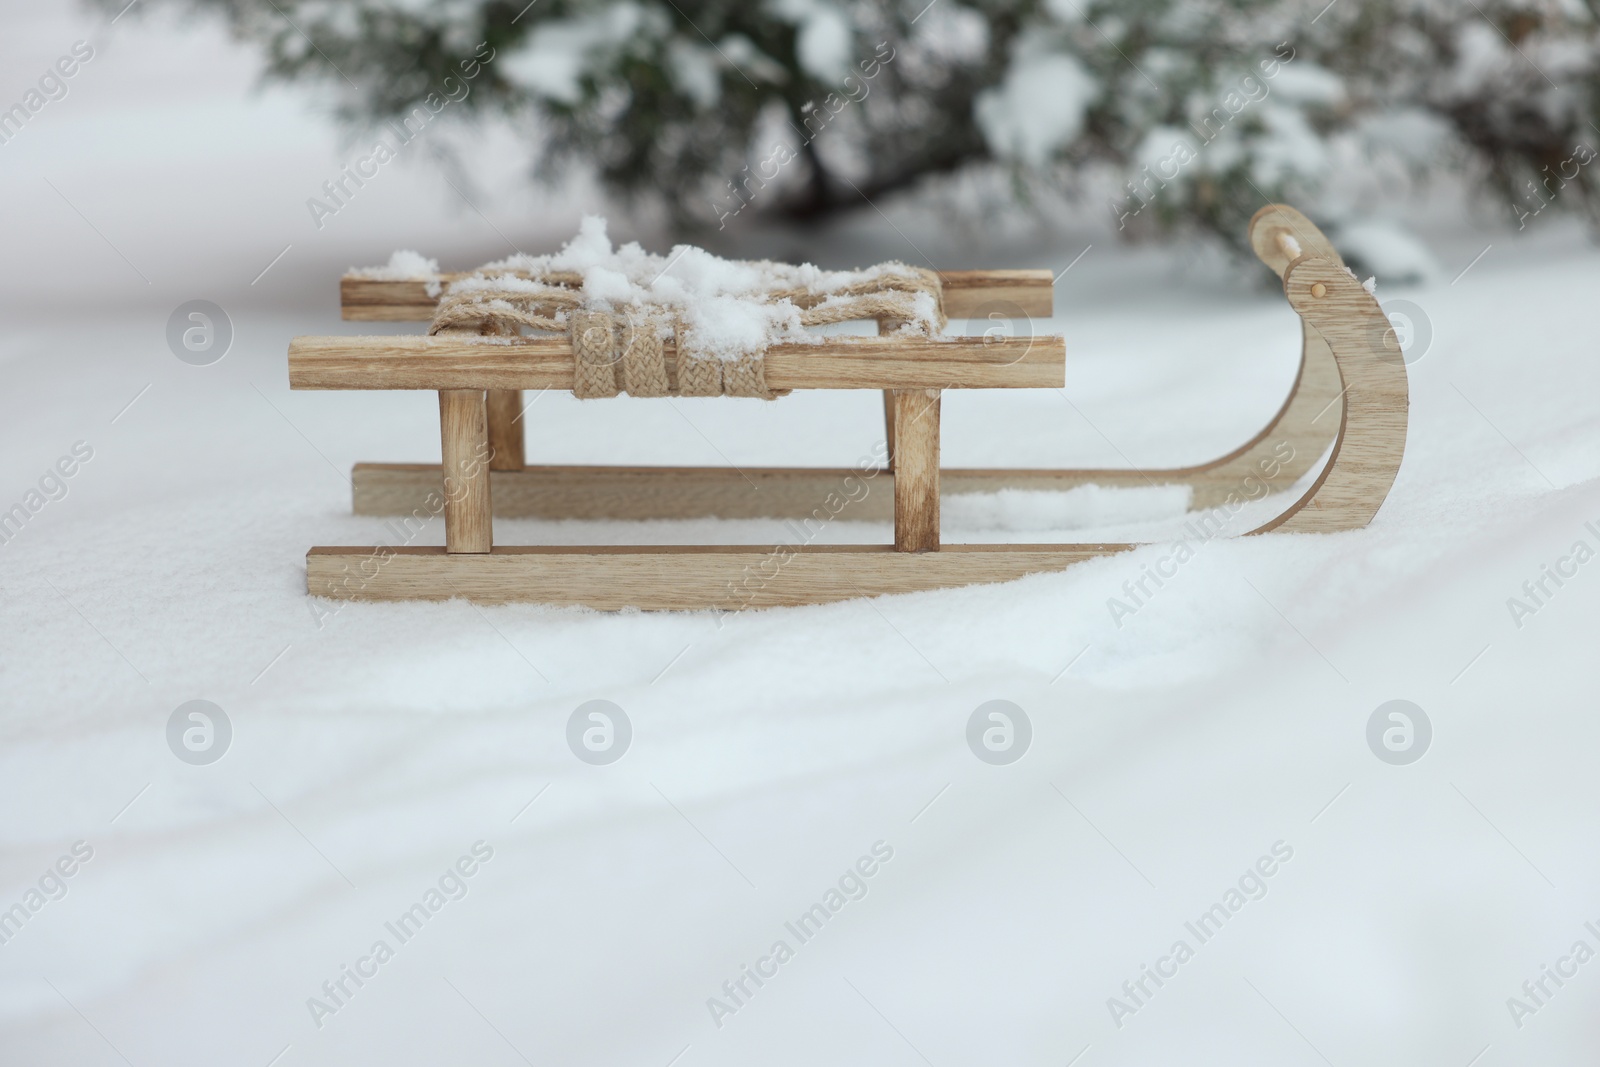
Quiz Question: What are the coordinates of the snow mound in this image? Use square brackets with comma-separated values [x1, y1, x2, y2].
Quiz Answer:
[346, 250, 441, 282]
[944, 484, 1192, 532]
[457, 216, 945, 361]
[347, 251, 444, 298]
[1333, 220, 1441, 284]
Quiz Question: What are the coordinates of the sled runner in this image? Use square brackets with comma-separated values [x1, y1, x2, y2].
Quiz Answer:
[288, 205, 1406, 609]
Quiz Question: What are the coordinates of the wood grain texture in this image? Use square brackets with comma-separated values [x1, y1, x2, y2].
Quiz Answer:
[288, 334, 1063, 392]
[340, 269, 1054, 322]
[1249, 256, 1408, 534]
[1174, 203, 1351, 505]
[351, 463, 895, 521]
[485, 389, 524, 471]
[1248, 203, 1342, 276]
[437, 390, 493, 553]
[306, 543, 1129, 610]
[892, 389, 940, 552]
[349, 452, 1370, 523]
[934, 270, 1055, 318]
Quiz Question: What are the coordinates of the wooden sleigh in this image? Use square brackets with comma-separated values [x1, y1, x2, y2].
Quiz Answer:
[288, 205, 1407, 610]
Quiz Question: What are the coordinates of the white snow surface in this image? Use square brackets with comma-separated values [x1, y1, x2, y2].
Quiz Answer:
[4, 231, 1599, 1065]
[2, 5, 1599, 1067]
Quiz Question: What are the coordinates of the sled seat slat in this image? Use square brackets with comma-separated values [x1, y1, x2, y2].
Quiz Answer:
[340, 269, 1055, 322]
[288, 335, 1063, 392]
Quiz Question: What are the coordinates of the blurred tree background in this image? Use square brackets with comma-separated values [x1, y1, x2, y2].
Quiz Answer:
[104, 0, 1600, 253]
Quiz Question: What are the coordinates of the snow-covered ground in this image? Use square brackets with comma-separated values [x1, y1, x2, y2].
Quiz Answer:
[3, 4, 1599, 1066]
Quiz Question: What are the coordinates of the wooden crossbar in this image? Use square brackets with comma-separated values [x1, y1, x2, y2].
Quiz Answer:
[288, 335, 1063, 392]
[344, 464, 1283, 520]
[341, 269, 1054, 321]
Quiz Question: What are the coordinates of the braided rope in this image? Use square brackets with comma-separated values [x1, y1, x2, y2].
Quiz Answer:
[428, 260, 946, 400]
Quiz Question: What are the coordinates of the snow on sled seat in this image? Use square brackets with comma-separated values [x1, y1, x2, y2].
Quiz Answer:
[287, 208, 1407, 610]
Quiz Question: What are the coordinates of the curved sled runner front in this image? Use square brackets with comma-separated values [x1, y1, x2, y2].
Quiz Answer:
[341, 206, 1347, 519]
[289, 206, 1406, 609]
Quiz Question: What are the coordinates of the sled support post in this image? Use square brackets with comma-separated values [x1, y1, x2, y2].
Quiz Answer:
[892, 388, 940, 552]
[878, 317, 904, 469]
[882, 391, 897, 469]
[439, 389, 493, 553]
[485, 389, 524, 470]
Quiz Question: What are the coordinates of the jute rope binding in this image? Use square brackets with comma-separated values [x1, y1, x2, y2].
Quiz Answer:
[428, 262, 947, 400]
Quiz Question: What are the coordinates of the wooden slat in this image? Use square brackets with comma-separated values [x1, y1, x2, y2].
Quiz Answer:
[288, 335, 1063, 392]
[438, 390, 492, 553]
[352, 463, 898, 521]
[934, 270, 1055, 318]
[340, 269, 1054, 322]
[306, 543, 1129, 610]
[892, 389, 940, 552]
[485, 389, 524, 471]
[346, 452, 1359, 522]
